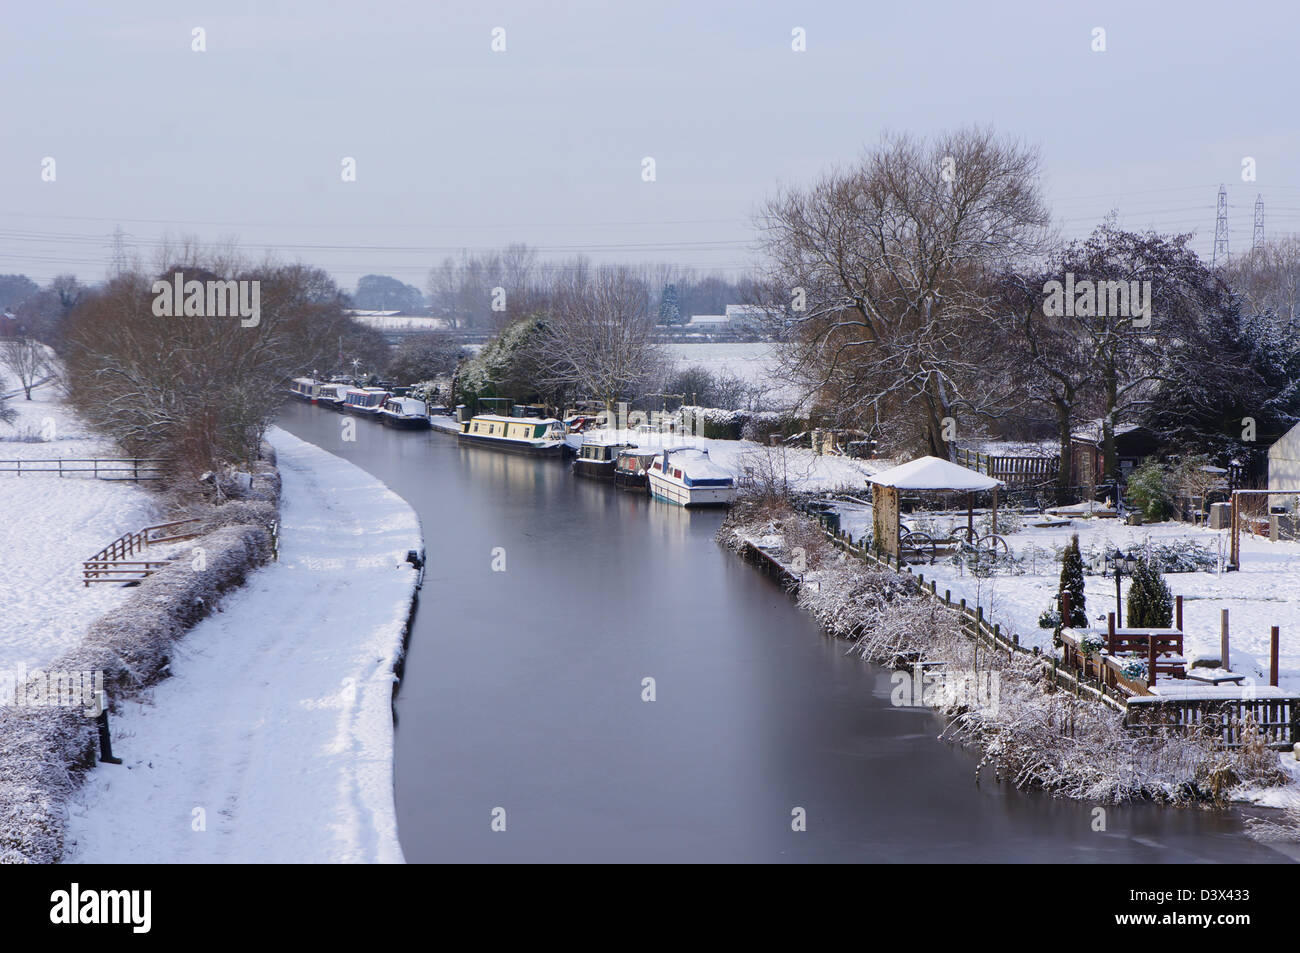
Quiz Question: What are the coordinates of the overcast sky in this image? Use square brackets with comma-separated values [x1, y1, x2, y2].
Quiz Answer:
[4, 0, 1298, 292]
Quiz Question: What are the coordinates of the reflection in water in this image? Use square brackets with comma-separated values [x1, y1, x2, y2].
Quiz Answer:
[276, 402, 1287, 864]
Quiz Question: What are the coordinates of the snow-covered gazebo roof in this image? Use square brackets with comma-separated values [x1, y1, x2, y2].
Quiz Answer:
[867, 455, 1002, 491]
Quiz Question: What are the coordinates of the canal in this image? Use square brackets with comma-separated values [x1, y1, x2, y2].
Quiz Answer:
[276, 402, 1286, 863]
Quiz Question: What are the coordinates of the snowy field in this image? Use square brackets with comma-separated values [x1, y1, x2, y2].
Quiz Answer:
[0, 377, 161, 673]
[831, 500, 1300, 694]
[63, 429, 420, 863]
[352, 315, 445, 331]
[665, 342, 800, 410]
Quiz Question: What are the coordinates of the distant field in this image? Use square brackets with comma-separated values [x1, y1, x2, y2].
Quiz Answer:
[666, 342, 800, 409]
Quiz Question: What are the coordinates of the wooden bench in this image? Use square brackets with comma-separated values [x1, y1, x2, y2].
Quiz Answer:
[1105, 627, 1185, 678]
[1060, 626, 1188, 696]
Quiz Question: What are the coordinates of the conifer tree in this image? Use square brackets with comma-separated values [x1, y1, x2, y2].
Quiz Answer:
[1126, 559, 1174, 628]
[658, 284, 681, 325]
[1057, 533, 1088, 628]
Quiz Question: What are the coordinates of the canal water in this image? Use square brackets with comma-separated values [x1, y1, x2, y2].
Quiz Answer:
[276, 402, 1287, 863]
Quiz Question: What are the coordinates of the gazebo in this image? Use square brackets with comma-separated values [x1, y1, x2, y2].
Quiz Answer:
[867, 456, 1004, 564]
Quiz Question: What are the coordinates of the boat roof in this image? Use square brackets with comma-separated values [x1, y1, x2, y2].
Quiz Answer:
[383, 397, 426, 412]
[471, 414, 562, 425]
[659, 447, 733, 480]
[292, 376, 317, 384]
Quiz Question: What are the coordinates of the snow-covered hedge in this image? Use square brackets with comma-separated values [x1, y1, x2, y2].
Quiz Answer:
[0, 446, 280, 863]
[678, 406, 809, 443]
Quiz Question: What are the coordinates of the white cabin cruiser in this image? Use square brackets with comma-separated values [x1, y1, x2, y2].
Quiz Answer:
[647, 447, 736, 507]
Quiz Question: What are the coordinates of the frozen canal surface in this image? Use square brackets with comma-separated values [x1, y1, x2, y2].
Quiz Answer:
[277, 402, 1288, 863]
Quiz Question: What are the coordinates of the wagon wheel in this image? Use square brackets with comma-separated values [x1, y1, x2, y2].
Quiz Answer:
[900, 530, 936, 565]
[976, 533, 1008, 555]
[951, 525, 977, 545]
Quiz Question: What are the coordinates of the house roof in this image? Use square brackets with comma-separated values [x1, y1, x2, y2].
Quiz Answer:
[1070, 419, 1145, 443]
[868, 455, 1002, 491]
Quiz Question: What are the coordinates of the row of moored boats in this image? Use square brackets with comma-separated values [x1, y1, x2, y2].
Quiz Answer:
[290, 378, 445, 429]
[288, 377, 737, 508]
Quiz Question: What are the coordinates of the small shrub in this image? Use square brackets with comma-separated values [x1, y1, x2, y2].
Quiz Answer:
[1127, 457, 1173, 521]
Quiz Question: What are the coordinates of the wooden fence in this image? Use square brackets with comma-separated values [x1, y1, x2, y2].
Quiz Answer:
[1125, 695, 1300, 750]
[0, 458, 167, 481]
[82, 518, 202, 585]
[953, 448, 1059, 486]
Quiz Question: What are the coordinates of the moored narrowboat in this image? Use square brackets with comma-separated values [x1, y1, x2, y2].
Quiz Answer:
[647, 447, 736, 508]
[458, 414, 567, 455]
[613, 447, 660, 491]
[573, 437, 634, 480]
[379, 396, 431, 429]
[343, 387, 391, 417]
[289, 377, 321, 402]
[316, 382, 351, 410]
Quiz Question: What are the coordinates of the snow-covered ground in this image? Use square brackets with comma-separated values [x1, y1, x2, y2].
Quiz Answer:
[0, 377, 161, 673]
[666, 342, 800, 410]
[831, 499, 1300, 694]
[62, 428, 420, 863]
[351, 315, 445, 331]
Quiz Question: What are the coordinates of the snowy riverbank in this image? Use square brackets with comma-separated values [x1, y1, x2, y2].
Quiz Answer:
[62, 429, 421, 863]
[719, 500, 1296, 812]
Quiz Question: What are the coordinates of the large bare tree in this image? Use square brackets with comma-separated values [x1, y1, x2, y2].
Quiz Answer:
[63, 256, 359, 482]
[536, 263, 664, 410]
[757, 127, 1051, 457]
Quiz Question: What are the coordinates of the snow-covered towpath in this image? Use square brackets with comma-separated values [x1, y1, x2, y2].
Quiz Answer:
[63, 428, 420, 863]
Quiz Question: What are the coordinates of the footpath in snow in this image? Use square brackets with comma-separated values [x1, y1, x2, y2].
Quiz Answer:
[62, 428, 420, 863]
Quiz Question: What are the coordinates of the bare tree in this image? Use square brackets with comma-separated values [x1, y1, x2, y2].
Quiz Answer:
[63, 256, 357, 484]
[757, 126, 1051, 457]
[536, 263, 665, 410]
[0, 337, 49, 399]
[427, 243, 548, 331]
[1225, 234, 1300, 323]
[994, 269, 1093, 500]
